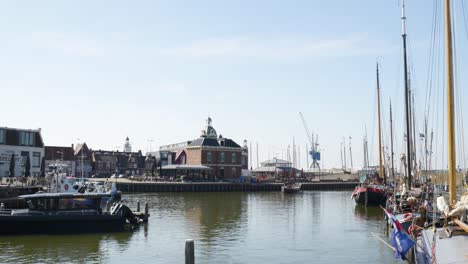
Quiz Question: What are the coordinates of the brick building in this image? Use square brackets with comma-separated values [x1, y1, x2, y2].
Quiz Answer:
[163, 117, 247, 181]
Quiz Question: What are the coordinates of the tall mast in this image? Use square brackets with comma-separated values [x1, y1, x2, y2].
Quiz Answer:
[402, 0, 412, 188]
[341, 142, 344, 169]
[445, 0, 456, 205]
[390, 101, 395, 184]
[376, 63, 384, 180]
[349, 136, 353, 170]
[343, 137, 347, 170]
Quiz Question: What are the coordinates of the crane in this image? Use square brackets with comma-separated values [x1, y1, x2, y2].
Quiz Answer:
[299, 112, 320, 171]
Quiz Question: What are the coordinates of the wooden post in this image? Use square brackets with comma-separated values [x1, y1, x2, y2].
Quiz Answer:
[185, 239, 195, 264]
[144, 202, 149, 222]
[137, 201, 141, 212]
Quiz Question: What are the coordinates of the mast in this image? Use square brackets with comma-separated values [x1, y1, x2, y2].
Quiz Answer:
[349, 136, 353, 170]
[376, 63, 384, 180]
[445, 0, 456, 205]
[390, 101, 395, 184]
[402, 0, 412, 188]
[341, 142, 344, 169]
[343, 137, 347, 170]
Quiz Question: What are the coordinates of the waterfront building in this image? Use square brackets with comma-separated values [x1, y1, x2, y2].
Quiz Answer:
[0, 127, 45, 177]
[252, 158, 297, 181]
[74, 143, 93, 177]
[90, 149, 146, 176]
[183, 117, 245, 181]
[44, 145, 76, 175]
[155, 118, 247, 181]
[92, 150, 118, 176]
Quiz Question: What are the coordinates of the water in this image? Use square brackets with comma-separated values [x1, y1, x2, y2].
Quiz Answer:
[0, 191, 400, 264]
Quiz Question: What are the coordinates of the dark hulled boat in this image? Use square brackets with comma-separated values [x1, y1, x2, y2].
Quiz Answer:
[351, 184, 386, 206]
[0, 192, 140, 235]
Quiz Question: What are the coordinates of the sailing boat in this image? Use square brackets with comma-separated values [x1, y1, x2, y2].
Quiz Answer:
[351, 63, 387, 206]
[413, 0, 468, 262]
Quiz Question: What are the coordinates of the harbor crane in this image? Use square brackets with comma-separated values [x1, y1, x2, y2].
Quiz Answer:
[299, 112, 321, 171]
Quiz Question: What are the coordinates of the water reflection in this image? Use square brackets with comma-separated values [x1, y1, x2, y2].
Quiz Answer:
[354, 204, 385, 220]
[0, 232, 134, 264]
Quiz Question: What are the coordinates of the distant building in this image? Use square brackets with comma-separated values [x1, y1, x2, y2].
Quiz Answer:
[92, 150, 118, 176]
[44, 145, 76, 175]
[252, 158, 297, 181]
[123, 137, 132, 152]
[90, 149, 146, 176]
[74, 143, 93, 177]
[0, 127, 45, 177]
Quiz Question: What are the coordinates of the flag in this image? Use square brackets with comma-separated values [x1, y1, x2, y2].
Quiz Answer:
[382, 208, 415, 260]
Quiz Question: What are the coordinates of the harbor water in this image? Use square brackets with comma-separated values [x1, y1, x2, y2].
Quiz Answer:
[0, 191, 399, 264]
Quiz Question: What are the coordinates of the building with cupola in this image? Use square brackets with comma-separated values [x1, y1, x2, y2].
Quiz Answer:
[157, 117, 248, 181]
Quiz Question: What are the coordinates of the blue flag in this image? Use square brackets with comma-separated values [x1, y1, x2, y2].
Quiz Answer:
[383, 208, 415, 260]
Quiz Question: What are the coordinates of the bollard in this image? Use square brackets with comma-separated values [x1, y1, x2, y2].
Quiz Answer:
[144, 202, 149, 219]
[185, 239, 195, 264]
[137, 201, 141, 212]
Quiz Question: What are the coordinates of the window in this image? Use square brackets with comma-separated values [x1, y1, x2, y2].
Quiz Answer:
[0, 129, 4, 144]
[231, 167, 237, 177]
[32, 152, 41, 167]
[19, 131, 34, 146]
[220, 152, 225, 163]
[207, 152, 212, 163]
[232, 153, 237, 164]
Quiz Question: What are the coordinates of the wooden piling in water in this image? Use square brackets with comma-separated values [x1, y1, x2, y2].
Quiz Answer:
[185, 239, 195, 264]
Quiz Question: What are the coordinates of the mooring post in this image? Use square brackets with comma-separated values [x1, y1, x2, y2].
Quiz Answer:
[137, 200, 141, 212]
[185, 239, 195, 264]
[144, 202, 149, 222]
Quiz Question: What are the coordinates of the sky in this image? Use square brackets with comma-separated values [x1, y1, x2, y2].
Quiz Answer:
[1, 0, 467, 170]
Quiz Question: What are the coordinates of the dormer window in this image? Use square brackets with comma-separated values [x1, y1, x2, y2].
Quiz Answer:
[19, 131, 34, 146]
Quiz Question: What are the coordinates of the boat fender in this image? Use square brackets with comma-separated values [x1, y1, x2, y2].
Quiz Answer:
[402, 213, 413, 222]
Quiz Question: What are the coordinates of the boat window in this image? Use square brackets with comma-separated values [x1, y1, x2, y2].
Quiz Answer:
[58, 197, 100, 210]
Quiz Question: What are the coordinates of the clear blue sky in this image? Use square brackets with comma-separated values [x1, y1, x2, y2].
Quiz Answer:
[1, 0, 467, 170]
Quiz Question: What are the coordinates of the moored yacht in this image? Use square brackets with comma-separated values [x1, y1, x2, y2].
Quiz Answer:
[0, 192, 143, 235]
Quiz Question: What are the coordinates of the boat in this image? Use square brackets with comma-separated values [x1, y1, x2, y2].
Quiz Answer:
[0, 192, 143, 235]
[412, 0, 468, 262]
[281, 183, 301, 193]
[351, 64, 387, 207]
[352, 184, 387, 206]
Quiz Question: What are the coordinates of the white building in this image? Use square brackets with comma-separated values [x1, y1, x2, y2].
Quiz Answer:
[123, 137, 132, 152]
[0, 127, 45, 177]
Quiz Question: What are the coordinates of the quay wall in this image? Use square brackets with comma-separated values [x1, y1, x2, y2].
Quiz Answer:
[113, 181, 358, 193]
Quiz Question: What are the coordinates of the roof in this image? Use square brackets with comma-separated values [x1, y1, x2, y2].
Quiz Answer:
[220, 139, 241, 148]
[0, 127, 44, 148]
[188, 137, 220, 147]
[188, 137, 242, 148]
[45, 146, 74, 161]
[261, 158, 292, 165]
[74, 143, 89, 156]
